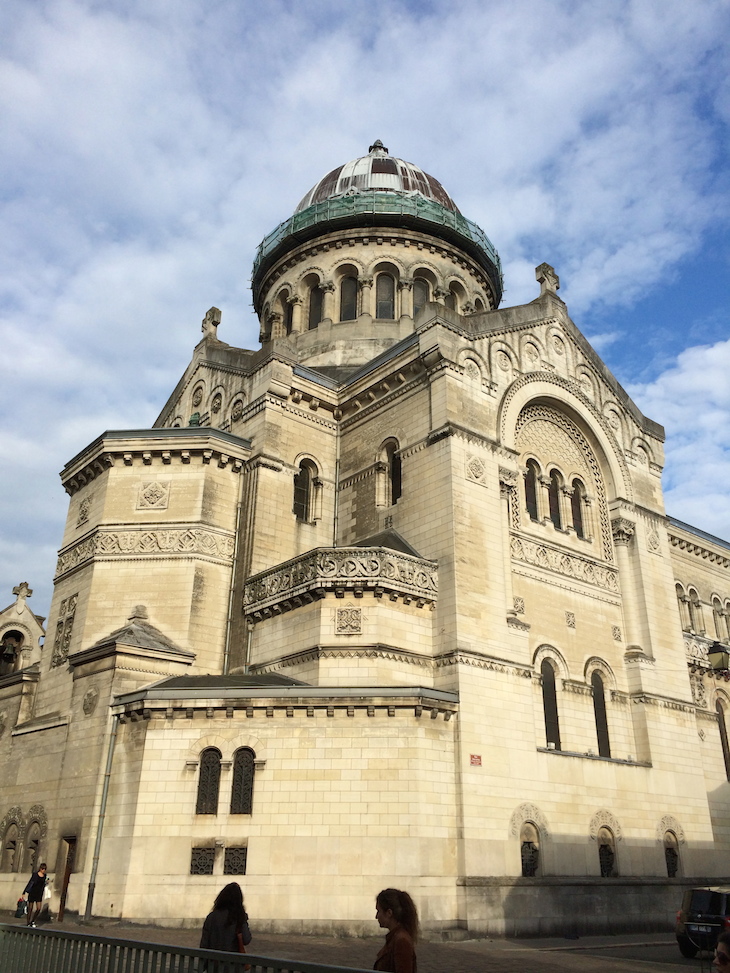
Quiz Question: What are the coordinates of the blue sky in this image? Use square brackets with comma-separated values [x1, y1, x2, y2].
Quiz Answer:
[1, 0, 729, 617]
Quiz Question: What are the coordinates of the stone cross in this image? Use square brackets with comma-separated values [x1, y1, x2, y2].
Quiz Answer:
[535, 263, 560, 296]
[202, 307, 221, 338]
[12, 582, 32, 614]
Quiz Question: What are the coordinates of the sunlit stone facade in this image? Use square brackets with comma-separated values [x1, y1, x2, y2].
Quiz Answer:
[1, 142, 729, 935]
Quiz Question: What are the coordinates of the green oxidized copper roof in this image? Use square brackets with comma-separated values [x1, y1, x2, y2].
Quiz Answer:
[251, 189, 503, 308]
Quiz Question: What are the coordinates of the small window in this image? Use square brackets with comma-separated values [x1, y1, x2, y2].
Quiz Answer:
[413, 278, 429, 316]
[308, 286, 323, 330]
[340, 276, 358, 321]
[0, 631, 22, 676]
[474, 298, 485, 312]
[541, 659, 561, 751]
[676, 584, 691, 632]
[520, 822, 540, 877]
[231, 748, 255, 815]
[591, 671, 611, 758]
[1, 825, 19, 873]
[688, 589, 704, 635]
[525, 461, 539, 522]
[444, 291, 456, 311]
[376, 274, 395, 319]
[196, 748, 221, 815]
[598, 827, 617, 877]
[385, 441, 401, 505]
[664, 831, 679, 878]
[548, 470, 563, 529]
[224, 846, 248, 875]
[284, 300, 293, 334]
[293, 460, 317, 522]
[571, 479, 586, 539]
[713, 598, 730, 644]
[190, 847, 215, 875]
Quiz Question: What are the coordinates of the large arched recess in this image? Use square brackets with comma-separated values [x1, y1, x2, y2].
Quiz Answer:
[498, 373, 633, 504]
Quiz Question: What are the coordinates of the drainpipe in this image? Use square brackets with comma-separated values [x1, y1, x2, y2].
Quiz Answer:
[84, 713, 120, 920]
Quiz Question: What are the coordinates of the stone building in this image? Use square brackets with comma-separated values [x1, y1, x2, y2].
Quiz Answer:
[1, 141, 730, 935]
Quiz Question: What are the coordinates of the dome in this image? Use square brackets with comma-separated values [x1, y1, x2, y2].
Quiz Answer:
[295, 140, 460, 214]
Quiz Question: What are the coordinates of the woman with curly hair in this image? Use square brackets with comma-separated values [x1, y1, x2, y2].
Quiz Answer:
[200, 882, 252, 955]
[373, 888, 418, 973]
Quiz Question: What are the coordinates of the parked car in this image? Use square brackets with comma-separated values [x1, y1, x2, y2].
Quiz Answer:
[676, 887, 730, 957]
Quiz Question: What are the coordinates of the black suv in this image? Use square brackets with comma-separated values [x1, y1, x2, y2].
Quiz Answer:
[676, 887, 730, 957]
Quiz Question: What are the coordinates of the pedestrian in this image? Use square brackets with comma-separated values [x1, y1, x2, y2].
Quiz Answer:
[22, 862, 47, 927]
[714, 931, 730, 971]
[200, 882, 252, 955]
[373, 888, 418, 973]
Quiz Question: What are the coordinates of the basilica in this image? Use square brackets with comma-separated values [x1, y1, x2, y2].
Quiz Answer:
[1, 141, 729, 935]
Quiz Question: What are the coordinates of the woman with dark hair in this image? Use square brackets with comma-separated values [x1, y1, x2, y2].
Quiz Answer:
[200, 882, 252, 955]
[373, 888, 418, 973]
[714, 930, 730, 971]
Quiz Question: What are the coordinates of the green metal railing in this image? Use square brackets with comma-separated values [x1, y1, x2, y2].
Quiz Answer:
[0, 925, 373, 973]
[251, 191, 503, 303]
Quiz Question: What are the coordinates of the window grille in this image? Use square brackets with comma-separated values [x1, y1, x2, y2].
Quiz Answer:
[664, 832, 679, 878]
[196, 748, 221, 815]
[224, 847, 248, 875]
[293, 464, 313, 522]
[340, 276, 358, 321]
[190, 847, 215, 875]
[230, 748, 255, 815]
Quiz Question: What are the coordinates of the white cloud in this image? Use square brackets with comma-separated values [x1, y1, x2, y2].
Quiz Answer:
[1, 0, 729, 613]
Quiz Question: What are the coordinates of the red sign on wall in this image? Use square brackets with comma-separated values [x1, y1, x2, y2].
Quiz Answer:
[470, 754, 482, 766]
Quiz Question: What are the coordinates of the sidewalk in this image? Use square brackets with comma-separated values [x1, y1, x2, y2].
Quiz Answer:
[4, 913, 675, 973]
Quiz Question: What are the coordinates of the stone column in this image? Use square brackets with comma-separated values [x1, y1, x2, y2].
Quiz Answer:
[612, 518, 644, 653]
[399, 278, 414, 320]
[269, 311, 284, 340]
[359, 276, 373, 321]
[434, 287, 448, 305]
[321, 281, 335, 324]
[289, 295, 303, 334]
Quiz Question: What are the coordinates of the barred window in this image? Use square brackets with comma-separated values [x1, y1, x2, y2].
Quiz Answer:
[190, 847, 215, 875]
[196, 748, 221, 815]
[224, 846, 248, 875]
[520, 822, 540, 877]
[1, 824, 19, 872]
[231, 748, 256, 815]
[598, 827, 617, 877]
[664, 831, 679, 878]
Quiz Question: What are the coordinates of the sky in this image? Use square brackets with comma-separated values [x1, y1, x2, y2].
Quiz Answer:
[1, 0, 729, 618]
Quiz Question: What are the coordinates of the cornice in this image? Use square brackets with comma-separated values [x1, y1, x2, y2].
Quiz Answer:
[669, 533, 730, 568]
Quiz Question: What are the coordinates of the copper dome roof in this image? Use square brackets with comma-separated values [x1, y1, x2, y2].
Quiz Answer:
[295, 140, 460, 214]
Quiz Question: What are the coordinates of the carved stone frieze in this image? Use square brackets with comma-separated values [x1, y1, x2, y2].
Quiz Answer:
[509, 802, 549, 839]
[510, 534, 619, 592]
[55, 527, 235, 578]
[611, 517, 635, 545]
[466, 454, 487, 485]
[589, 809, 622, 842]
[244, 547, 438, 614]
[669, 533, 730, 567]
[656, 814, 685, 844]
[137, 481, 170, 510]
[684, 632, 713, 669]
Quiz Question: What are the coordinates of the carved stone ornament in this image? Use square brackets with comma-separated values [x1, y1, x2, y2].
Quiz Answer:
[466, 455, 486, 485]
[231, 400, 244, 422]
[510, 536, 619, 592]
[26, 805, 48, 839]
[335, 607, 362, 635]
[612, 626, 622, 642]
[51, 593, 78, 667]
[513, 597, 525, 615]
[56, 529, 235, 579]
[211, 393, 222, 414]
[496, 351, 511, 372]
[646, 528, 661, 554]
[192, 387, 203, 407]
[524, 343, 539, 364]
[0, 806, 25, 840]
[137, 481, 170, 510]
[691, 674, 707, 707]
[463, 359, 481, 382]
[536, 262, 560, 295]
[509, 802, 549, 839]
[552, 335, 565, 356]
[565, 611, 576, 629]
[499, 467, 519, 489]
[83, 687, 100, 716]
[589, 809, 622, 842]
[77, 496, 92, 527]
[656, 815, 685, 844]
[611, 518, 635, 545]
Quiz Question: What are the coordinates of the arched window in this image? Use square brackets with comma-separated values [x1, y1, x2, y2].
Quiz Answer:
[196, 748, 221, 815]
[340, 276, 358, 321]
[1, 824, 19, 872]
[688, 589, 704, 635]
[547, 470, 563, 530]
[376, 274, 395, 319]
[284, 300, 293, 334]
[664, 831, 679, 878]
[0, 631, 23, 676]
[541, 659, 561, 751]
[520, 822, 540, 877]
[230, 747, 256, 815]
[717, 701, 730, 780]
[293, 460, 317, 522]
[591, 671, 611, 758]
[571, 479, 586, 539]
[23, 822, 41, 873]
[385, 441, 401, 505]
[474, 298, 485, 312]
[413, 278, 429, 316]
[308, 285, 323, 330]
[675, 584, 691, 632]
[444, 290, 456, 310]
[598, 827, 617, 877]
[525, 460, 539, 522]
